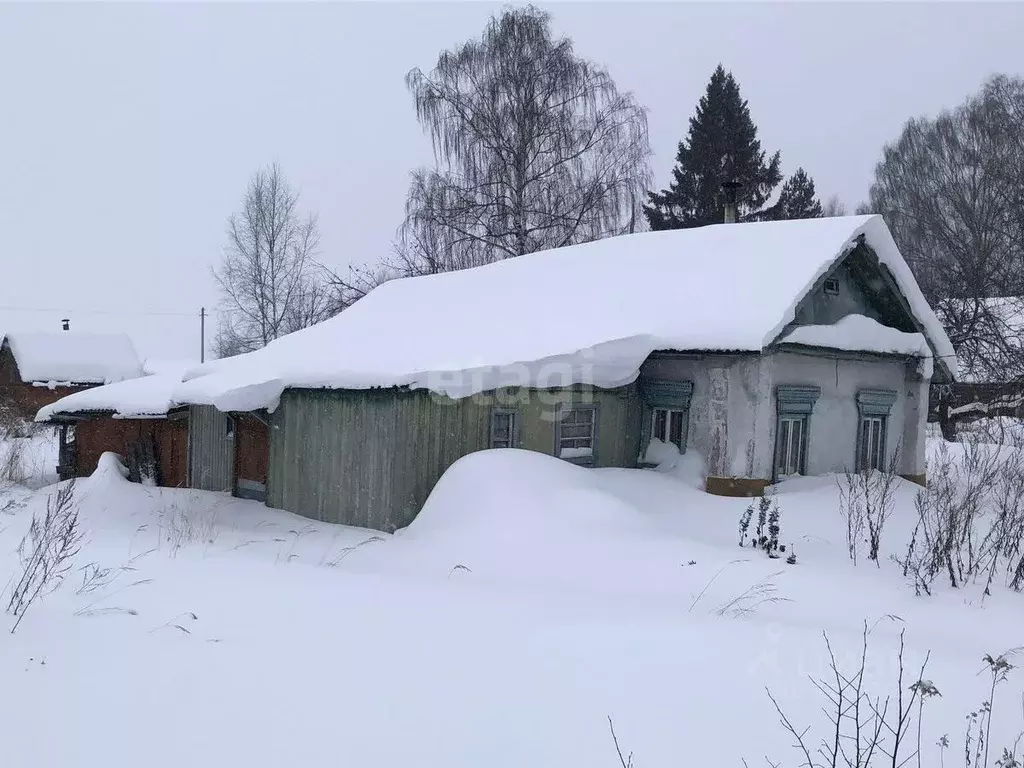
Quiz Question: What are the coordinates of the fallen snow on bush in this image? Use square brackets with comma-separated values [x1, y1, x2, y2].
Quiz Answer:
[0, 445, 1019, 767]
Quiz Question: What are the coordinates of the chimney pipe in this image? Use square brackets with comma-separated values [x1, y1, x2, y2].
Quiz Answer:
[61, 319, 70, 331]
[721, 180, 743, 224]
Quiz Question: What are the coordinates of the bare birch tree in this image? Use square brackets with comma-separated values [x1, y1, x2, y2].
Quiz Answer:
[400, 5, 651, 272]
[213, 164, 331, 357]
[822, 195, 848, 217]
[868, 75, 1024, 381]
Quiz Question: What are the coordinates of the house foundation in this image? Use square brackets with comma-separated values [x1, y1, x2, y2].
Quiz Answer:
[704, 476, 769, 497]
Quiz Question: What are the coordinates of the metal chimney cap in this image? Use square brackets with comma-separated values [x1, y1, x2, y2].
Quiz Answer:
[61, 319, 70, 331]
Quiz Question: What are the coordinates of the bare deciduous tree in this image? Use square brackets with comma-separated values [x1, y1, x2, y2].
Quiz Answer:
[399, 5, 651, 273]
[868, 75, 1024, 382]
[822, 195, 848, 217]
[213, 163, 331, 357]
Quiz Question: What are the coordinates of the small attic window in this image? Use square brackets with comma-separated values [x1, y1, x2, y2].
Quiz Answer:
[823, 278, 840, 296]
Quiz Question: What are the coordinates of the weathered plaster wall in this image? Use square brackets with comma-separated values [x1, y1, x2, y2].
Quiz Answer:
[761, 350, 924, 478]
[793, 262, 882, 327]
[640, 354, 764, 478]
[900, 365, 930, 478]
[642, 349, 929, 484]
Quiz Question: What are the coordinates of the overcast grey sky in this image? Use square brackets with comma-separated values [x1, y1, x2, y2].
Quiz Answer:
[1, 2, 1022, 361]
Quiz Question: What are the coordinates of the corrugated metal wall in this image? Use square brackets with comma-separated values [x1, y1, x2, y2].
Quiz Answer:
[267, 384, 642, 532]
[187, 405, 234, 492]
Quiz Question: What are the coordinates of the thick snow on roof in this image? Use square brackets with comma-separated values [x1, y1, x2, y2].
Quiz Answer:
[4, 332, 142, 385]
[176, 216, 956, 411]
[779, 314, 931, 357]
[142, 358, 198, 379]
[36, 374, 181, 421]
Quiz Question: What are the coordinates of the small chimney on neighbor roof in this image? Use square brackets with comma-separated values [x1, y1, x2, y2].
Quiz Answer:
[61, 319, 70, 331]
[721, 180, 743, 224]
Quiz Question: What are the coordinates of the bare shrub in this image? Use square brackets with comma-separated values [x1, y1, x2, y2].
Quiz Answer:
[73, 552, 153, 618]
[608, 717, 634, 768]
[158, 495, 220, 555]
[6, 481, 82, 633]
[955, 652, 1023, 768]
[739, 491, 792, 561]
[765, 623, 929, 768]
[687, 562, 791, 618]
[838, 448, 901, 567]
[761, 630, 1022, 768]
[898, 439, 1024, 595]
[0, 436, 27, 484]
[714, 572, 790, 619]
[0, 410, 51, 486]
[319, 535, 385, 568]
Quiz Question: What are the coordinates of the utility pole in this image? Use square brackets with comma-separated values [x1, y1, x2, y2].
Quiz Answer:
[200, 307, 206, 363]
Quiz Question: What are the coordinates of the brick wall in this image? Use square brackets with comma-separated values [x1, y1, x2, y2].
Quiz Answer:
[0, 344, 90, 421]
[73, 418, 188, 487]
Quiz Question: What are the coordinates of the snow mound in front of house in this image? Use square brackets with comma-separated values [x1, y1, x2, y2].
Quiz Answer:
[407, 449, 643, 540]
[395, 449, 711, 596]
[639, 438, 707, 489]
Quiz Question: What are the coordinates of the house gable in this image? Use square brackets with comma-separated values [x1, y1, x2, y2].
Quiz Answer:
[790, 242, 917, 332]
[784, 240, 953, 381]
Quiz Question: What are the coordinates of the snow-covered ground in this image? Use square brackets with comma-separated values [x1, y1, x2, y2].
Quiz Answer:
[0, 442, 1020, 767]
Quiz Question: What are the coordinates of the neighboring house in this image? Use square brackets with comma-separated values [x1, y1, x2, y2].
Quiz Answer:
[0, 331, 142, 424]
[36, 373, 269, 498]
[36, 375, 188, 485]
[37, 215, 956, 533]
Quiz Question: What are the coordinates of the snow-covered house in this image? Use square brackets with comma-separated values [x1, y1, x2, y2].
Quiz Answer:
[36, 374, 189, 485]
[37, 215, 956, 532]
[0, 331, 142, 425]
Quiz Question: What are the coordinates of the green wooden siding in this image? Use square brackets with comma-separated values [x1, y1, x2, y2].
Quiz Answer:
[267, 384, 642, 531]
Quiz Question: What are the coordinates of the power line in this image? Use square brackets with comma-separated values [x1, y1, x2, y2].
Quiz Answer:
[0, 304, 221, 318]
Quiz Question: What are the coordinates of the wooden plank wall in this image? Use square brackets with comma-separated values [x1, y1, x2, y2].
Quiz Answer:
[267, 384, 642, 532]
[187, 405, 234, 492]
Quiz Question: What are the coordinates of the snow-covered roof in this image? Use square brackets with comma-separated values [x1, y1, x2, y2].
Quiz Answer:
[172, 215, 954, 412]
[779, 314, 931, 357]
[35, 374, 181, 421]
[3, 332, 143, 385]
[142, 358, 199, 379]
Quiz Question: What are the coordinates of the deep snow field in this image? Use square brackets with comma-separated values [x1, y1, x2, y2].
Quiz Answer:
[0, 436, 1021, 767]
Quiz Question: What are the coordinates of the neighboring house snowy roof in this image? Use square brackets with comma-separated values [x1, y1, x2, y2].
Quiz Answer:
[168, 215, 955, 412]
[36, 374, 181, 421]
[3, 332, 143, 385]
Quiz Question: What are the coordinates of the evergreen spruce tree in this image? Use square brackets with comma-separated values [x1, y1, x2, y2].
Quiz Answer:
[644, 65, 782, 230]
[766, 167, 823, 220]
